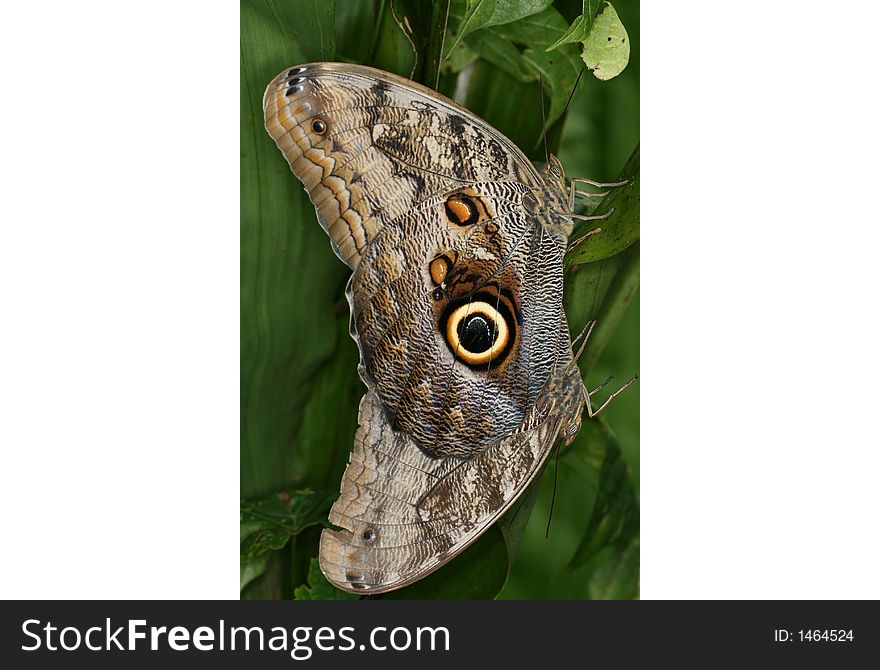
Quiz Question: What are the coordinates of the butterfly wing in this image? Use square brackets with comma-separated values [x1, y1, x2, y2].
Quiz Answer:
[320, 364, 585, 594]
[263, 62, 543, 269]
[263, 63, 582, 592]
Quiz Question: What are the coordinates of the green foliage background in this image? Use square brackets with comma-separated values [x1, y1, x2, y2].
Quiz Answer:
[241, 0, 639, 599]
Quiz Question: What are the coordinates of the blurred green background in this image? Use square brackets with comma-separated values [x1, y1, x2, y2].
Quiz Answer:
[241, 0, 639, 599]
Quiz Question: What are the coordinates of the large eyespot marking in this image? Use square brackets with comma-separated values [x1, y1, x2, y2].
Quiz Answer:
[439, 290, 518, 368]
[444, 195, 479, 227]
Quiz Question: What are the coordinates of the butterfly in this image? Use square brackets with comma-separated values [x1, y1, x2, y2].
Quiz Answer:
[263, 62, 628, 594]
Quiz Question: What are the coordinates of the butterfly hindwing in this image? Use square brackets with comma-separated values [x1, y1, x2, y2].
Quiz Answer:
[320, 363, 584, 594]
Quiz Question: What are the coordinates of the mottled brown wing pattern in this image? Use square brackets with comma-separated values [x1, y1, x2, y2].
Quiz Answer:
[349, 181, 573, 457]
[263, 62, 542, 269]
[320, 363, 585, 594]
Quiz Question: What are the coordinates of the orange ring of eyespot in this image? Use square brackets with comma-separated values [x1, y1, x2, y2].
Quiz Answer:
[445, 301, 509, 366]
[311, 118, 327, 135]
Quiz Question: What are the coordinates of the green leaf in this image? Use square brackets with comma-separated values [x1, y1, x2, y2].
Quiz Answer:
[425, 0, 453, 87]
[582, 2, 630, 80]
[336, 0, 381, 64]
[446, 0, 554, 57]
[465, 30, 534, 83]
[291, 313, 360, 491]
[240, 0, 342, 499]
[520, 43, 582, 133]
[566, 241, 639, 373]
[295, 559, 359, 600]
[372, 0, 419, 79]
[370, 0, 453, 86]
[588, 537, 639, 599]
[565, 421, 639, 599]
[445, 39, 480, 72]
[492, 5, 569, 44]
[490, 7, 583, 132]
[240, 555, 269, 593]
[545, 0, 604, 52]
[240, 488, 336, 592]
[445, 0, 495, 57]
[566, 144, 639, 265]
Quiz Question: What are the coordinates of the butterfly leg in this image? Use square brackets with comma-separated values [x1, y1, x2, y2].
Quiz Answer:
[583, 373, 639, 418]
[588, 375, 614, 396]
[567, 177, 628, 211]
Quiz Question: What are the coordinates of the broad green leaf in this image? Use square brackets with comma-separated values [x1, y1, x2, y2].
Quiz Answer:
[566, 144, 639, 265]
[425, 0, 453, 87]
[582, 2, 630, 80]
[492, 5, 569, 44]
[445, 0, 496, 57]
[240, 488, 337, 592]
[292, 313, 360, 491]
[588, 537, 639, 599]
[565, 421, 639, 599]
[240, 556, 269, 593]
[465, 30, 534, 83]
[336, 0, 381, 64]
[520, 44, 582, 134]
[369, 0, 452, 86]
[445, 39, 479, 72]
[545, 0, 604, 52]
[567, 241, 639, 373]
[240, 1, 342, 600]
[373, 0, 418, 79]
[295, 558, 359, 600]
[446, 0, 553, 57]
[491, 7, 583, 132]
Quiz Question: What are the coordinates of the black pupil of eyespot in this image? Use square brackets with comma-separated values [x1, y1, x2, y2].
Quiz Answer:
[313, 120, 324, 132]
[457, 314, 497, 353]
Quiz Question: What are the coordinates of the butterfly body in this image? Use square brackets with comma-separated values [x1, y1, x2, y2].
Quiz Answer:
[264, 63, 587, 593]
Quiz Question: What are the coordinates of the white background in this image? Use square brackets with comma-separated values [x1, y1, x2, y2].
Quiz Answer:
[0, 1, 877, 599]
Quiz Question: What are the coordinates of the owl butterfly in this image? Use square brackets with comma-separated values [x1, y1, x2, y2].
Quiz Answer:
[264, 63, 626, 594]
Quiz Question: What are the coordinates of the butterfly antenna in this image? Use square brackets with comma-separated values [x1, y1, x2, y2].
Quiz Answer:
[539, 73, 549, 164]
[549, 67, 586, 152]
[545, 438, 563, 538]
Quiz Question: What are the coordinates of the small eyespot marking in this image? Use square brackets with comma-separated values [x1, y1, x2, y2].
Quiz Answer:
[311, 119, 327, 135]
[444, 195, 479, 226]
[429, 254, 453, 285]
